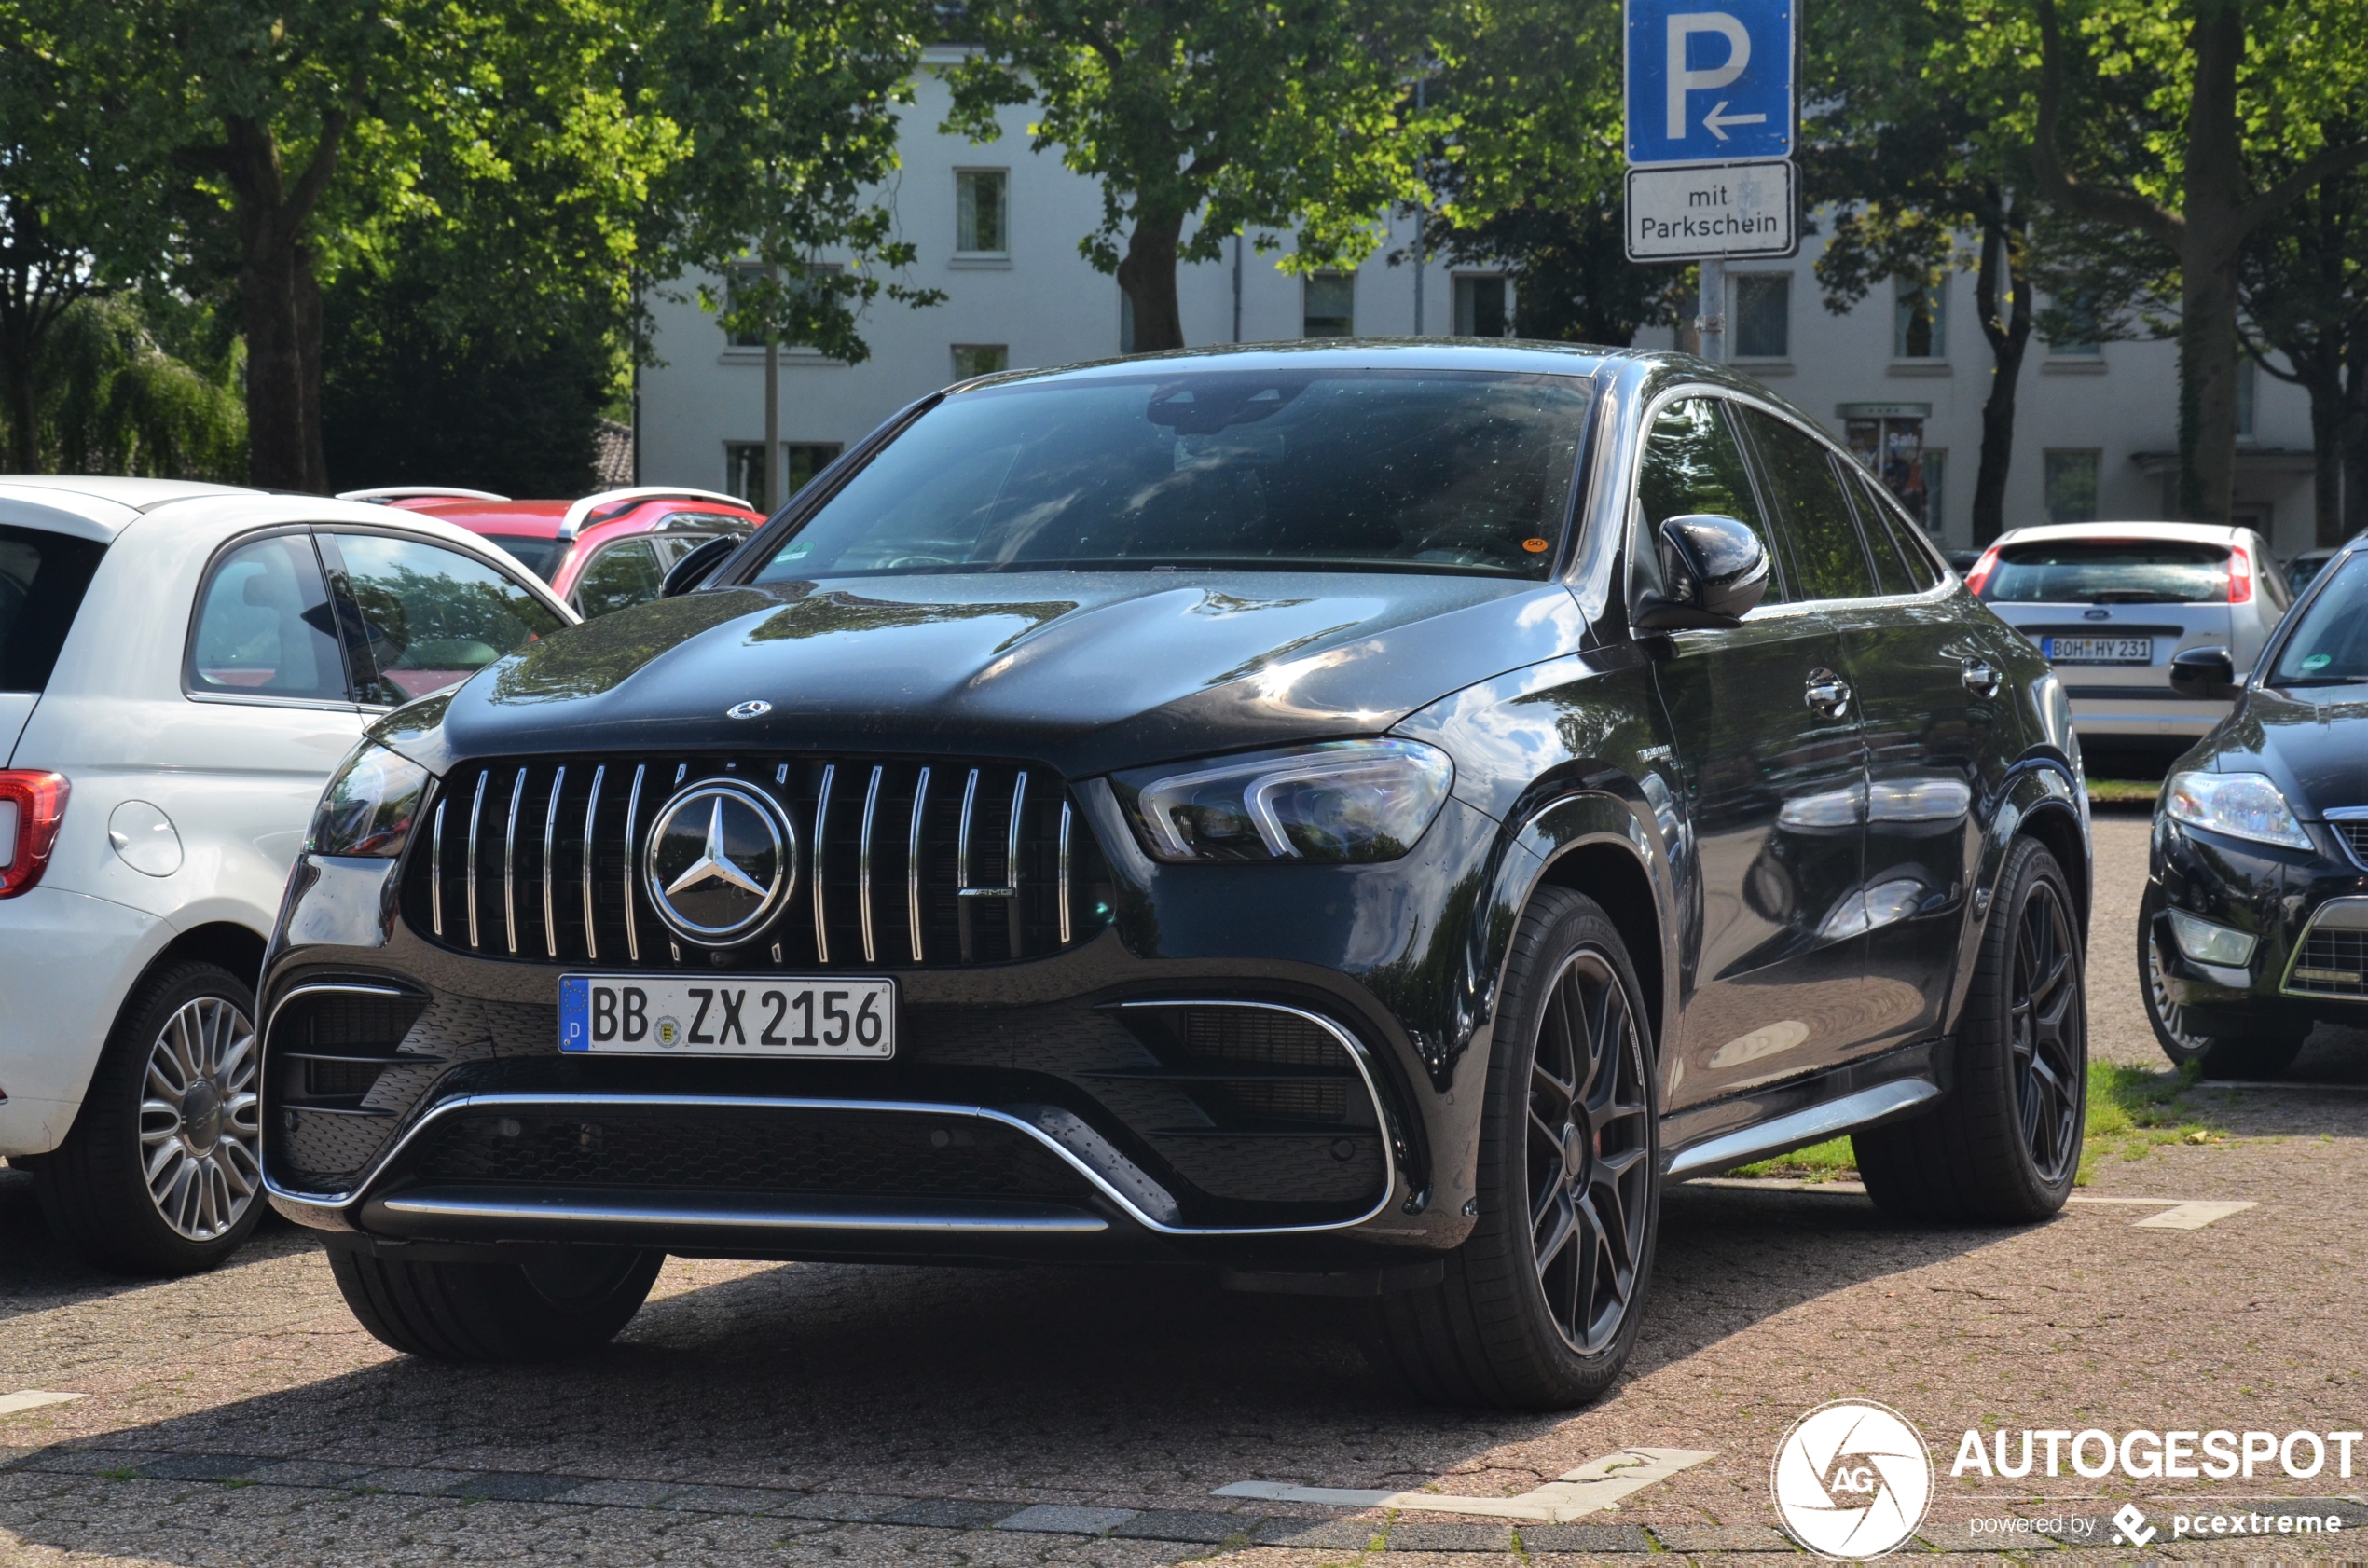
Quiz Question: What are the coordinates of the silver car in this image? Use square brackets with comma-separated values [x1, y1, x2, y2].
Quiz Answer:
[1968, 521, 2291, 760]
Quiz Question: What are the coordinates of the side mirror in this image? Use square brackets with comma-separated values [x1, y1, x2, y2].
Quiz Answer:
[660, 535, 741, 598]
[2169, 644, 2240, 700]
[1632, 514, 1769, 631]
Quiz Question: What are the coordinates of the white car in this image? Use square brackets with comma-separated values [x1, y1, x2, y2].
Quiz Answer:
[0, 476, 575, 1272]
[1965, 521, 2292, 761]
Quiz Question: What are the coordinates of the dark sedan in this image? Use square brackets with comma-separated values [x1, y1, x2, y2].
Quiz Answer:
[259, 343, 2090, 1409]
[2141, 533, 2368, 1076]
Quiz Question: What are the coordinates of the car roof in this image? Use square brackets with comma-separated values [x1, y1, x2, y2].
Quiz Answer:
[1992, 520, 2247, 548]
[0, 476, 261, 540]
[967, 337, 1629, 394]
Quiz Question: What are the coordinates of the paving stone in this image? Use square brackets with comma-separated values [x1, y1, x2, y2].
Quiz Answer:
[1511, 1524, 1654, 1554]
[547, 1476, 682, 1506]
[996, 1504, 1142, 1534]
[647, 1482, 787, 1514]
[877, 1496, 1022, 1528]
[242, 1459, 378, 1489]
[1114, 1509, 1266, 1545]
[0, 1446, 43, 1471]
[349, 1466, 474, 1496]
[764, 1490, 892, 1522]
[1387, 1521, 1518, 1552]
[1254, 1519, 1387, 1549]
[440, 1469, 582, 1502]
[129, 1452, 276, 1482]
[1645, 1524, 1797, 1553]
[27, 1450, 164, 1478]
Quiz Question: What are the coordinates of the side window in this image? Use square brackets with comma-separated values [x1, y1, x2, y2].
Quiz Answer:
[573, 538, 668, 619]
[323, 532, 563, 705]
[1633, 397, 1774, 599]
[1741, 409, 1881, 602]
[186, 533, 349, 703]
[1850, 470, 1941, 592]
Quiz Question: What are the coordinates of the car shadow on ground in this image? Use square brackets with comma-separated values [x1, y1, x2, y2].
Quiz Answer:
[1, 1177, 2021, 1506]
[0, 1165, 313, 1326]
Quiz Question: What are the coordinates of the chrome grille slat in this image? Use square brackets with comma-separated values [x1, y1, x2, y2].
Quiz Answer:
[581, 765, 604, 962]
[859, 764, 883, 964]
[410, 753, 1105, 970]
[542, 764, 564, 959]
[908, 766, 931, 962]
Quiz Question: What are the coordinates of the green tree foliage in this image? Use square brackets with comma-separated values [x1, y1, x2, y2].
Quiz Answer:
[2030, 0, 2368, 522]
[1416, 0, 1682, 347]
[943, 0, 1438, 352]
[2, 291, 245, 479]
[1801, 0, 2040, 544]
[2237, 163, 2368, 544]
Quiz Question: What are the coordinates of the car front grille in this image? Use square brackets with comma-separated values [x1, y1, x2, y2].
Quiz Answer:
[401, 754, 1113, 970]
[2332, 818, 2368, 870]
[2286, 927, 2368, 997]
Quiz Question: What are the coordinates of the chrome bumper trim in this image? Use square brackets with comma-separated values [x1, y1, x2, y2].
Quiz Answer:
[364, 1187, 1109, 1237]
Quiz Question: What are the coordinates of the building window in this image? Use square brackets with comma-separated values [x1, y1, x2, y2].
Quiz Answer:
[726, 441, 845, 515]
[1303, 273, 1355, 337]
[723, 263, 843, 351]
[951, 344, 1009, 380]
[2045, 293, 2103, 357]
[1731, 273, 1790, 358]
[1893, 274, 1947, 359]
[2237, 356, 2258, 439]
[1453, 275, 1508, 337]
[956, 170, 1008, 255]
[2044, 448, 2100, 523]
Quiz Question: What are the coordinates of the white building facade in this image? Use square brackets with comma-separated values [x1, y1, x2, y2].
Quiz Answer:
[636, 54, 2320, 556]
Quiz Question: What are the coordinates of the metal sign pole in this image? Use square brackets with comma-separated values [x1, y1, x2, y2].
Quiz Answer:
[1699, 258, 1726, 364]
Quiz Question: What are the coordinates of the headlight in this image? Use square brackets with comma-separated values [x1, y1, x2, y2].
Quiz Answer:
[2164, 770, 2312, 850]
[1117, 738, 1454, 863]
[310, 743, 433, 858]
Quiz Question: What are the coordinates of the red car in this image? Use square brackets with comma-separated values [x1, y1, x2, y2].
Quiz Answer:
[335, 487, 764, 618]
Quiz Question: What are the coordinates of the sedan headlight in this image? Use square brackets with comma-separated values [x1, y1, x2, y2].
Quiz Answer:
[310, 743, 433, 858]
[1117, 738, 1454, 863]
[2164, 770, 2313, 850]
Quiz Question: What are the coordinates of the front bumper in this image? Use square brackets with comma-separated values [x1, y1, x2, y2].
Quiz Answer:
[259, 797, 1502, 1266]
[2147, 814, 2368, 1032]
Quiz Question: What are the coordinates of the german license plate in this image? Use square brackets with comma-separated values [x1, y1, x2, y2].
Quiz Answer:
[558, 974, 894, 1059]
[2041, 636, 2152, 664]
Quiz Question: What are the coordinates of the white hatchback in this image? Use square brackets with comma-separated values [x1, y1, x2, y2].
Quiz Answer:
[0, 476, 575, 1272]
[1966, 521, 2292, 759]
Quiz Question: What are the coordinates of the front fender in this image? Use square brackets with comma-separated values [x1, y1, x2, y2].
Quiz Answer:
[1944, 756, 2088, 1035]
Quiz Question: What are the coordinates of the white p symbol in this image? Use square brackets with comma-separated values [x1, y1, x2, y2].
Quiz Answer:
[1666, 12, 1751, 138]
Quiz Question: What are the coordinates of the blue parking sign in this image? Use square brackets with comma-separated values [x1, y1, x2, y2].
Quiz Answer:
[1626, 0, 1794, 166]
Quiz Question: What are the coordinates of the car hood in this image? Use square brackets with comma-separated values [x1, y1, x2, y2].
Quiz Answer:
[2205, 684, 2368, 813]
[429, 571, 1590, 777]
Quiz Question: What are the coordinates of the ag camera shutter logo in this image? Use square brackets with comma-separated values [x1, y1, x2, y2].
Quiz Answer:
[1771, 1401, 1933, 1560]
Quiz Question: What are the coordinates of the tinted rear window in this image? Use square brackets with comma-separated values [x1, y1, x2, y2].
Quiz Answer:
[1983, 540, 2228, 604]
[753, 369, 1593, 581]
[0, 524, 107, 692]
[478, 533, 566, 580]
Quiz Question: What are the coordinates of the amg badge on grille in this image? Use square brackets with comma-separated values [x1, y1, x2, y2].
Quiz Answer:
[641, 780, 794, 944]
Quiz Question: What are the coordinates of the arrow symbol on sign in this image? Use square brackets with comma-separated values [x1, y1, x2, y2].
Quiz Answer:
[1701, 101, 1769, 140]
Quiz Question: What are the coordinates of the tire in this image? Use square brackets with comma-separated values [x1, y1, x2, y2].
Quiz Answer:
[38, 960, 266, 1274]
[328, 1245, 663, 1361]
[2138, 885, 2308, 1080]
[1370, 887, 1659, 1409]
[1857, 836, 2086, 1224]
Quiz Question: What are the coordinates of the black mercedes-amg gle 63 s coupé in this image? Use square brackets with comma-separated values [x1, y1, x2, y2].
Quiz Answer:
[263, 343, 2091, 1408]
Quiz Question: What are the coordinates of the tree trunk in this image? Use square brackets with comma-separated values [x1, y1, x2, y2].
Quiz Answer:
[1117, 208, 1188, 353]
[2173, 0, 2246, 524]
[1970, 215, 2034, 546]
[2304, 362, 2345, 546]
[215, 114, 345, 491]
[2346, 329, 2368, 538]
[0, 296, 36, 472]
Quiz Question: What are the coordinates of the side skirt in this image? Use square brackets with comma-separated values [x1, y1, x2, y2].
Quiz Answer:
[1659, 1039, 1946, 1177]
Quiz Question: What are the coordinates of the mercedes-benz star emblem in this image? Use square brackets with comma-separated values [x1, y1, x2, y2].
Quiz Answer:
[727, 699, 772, 719]
[640, 780, 794, 944]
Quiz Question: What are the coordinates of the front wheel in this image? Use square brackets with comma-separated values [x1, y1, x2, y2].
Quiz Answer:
[1370, 887, 1659, 1409]
[1858, 836, 2086, 1223]
[2139, 885, 2308, 1079]
[328, 1245, 663, 1361]
[38, 960, 266, 1274]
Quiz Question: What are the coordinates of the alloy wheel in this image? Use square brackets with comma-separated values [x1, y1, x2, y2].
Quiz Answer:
[138, 997, 262, 1241]
[1526, 947, 1652, 1355]
[2010, 881, 2084, 1185]
[2145, 916, 2212, 1055]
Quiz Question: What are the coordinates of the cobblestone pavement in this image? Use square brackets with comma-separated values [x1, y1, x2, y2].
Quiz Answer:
[3, 817, 2363, 1566]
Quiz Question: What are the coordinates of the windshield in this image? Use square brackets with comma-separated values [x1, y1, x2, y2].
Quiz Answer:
[750, 369, 1593, 582]
[1984, 540, 2229, 604]
[2271, 553, 2368, 685]
[479, 533, 566, 581]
